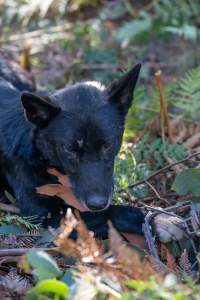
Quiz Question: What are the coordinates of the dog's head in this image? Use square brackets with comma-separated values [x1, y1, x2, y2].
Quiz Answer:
[21, 64, 141, 211]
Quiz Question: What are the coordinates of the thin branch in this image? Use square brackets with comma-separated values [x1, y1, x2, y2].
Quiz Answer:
[155, 70, 174, 143]
[0, 202, 20, 214]
[80, 63, 121, 71]
[155, 70, 165, 142]
[0, 247, 58, 257]
[0, 23, 72, 44]
[146, 181, 170, 205]
[136, 193, 191, 203]
[118, 151, 200, 192]
[122, 0, 137, 18]
[0, 256, 20, 264]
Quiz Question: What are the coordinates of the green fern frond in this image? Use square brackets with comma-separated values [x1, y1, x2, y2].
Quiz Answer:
[153, 0, 200, 26]
[174, 66, 200, 120]
[0, 214, 41, 231]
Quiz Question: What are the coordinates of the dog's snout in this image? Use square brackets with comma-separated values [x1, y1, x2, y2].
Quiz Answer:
[85, 195, 108, 211]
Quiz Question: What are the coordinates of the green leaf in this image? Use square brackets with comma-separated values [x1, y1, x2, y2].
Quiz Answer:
[27, 250, 62, 281]
[4, 190, 16, 204]
[151, 138, 162, 150]
[120, 294, 134, 300]
[164, 24, 198, 41]
[154, 151, 164, 167]
[25, 279, 69, 300]
[126, 279, 154, 292]
[173, 168, 200, 197]
[143, 150, 152, 160]
[116, 11, 152, 44]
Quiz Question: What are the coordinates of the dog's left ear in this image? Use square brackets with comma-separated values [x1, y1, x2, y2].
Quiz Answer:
[21, 92, 61, 128]
[105, 64, 141, 115]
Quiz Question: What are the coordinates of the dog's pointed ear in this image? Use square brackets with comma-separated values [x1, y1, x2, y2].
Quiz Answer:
[105, 64, 141, 115]
[21, 92, 61, 127]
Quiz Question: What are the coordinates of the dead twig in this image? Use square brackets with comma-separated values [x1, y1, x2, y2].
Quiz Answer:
[155, 71, 165, 142]
[184, 132, 200, 149]
[146, 181, 170, 205]
[0, 256, 20, 265]
[0, 247, 58, 257]
[0, 202, 20, 214]
[80, 63, 121, 71]
[136, 193, 176, 203]
[118, 151, 200, 192]
[155, 70, 174, 143]
[0, 22, 72, 44]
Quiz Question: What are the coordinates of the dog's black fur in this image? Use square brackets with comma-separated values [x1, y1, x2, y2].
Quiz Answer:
[0, 60, 145, 239]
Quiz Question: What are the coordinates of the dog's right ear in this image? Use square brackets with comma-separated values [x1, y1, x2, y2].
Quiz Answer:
[105, 64, 141, 116]
[21, 92, 60, 128]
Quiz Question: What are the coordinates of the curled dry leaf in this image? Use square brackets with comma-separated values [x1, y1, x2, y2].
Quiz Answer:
[108, 221, 159, 280]
[36, 168, 87, 212]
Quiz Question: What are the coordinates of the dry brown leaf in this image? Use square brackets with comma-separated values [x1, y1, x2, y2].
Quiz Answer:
[120, 233, 148, 251]
[184, 132, 200, 149]
[174, 124, 188, 144]
[36, 168, 87, 212]
[161, 245, 179, 276]
[108, 221, 159, 280]
[171, 117, 200, 150]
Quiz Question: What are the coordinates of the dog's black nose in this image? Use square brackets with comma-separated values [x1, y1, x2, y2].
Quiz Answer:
[85, 195, 108, 211]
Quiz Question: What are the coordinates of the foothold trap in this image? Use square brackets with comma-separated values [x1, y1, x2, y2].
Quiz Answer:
[143, 201, 200, 275]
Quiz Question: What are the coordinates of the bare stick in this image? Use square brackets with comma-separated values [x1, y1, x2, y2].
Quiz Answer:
[155, 70, 174, 143]
[0, 202, 20, 214]
[146, 181, 170, 205]
[155, 70, 166, 142]
[118, 151, 200, 192]
[0, 247, 58, 257]
[80, 64, 121, 71]
[0, 23, 72, 43]
[0, 256, 20, 264]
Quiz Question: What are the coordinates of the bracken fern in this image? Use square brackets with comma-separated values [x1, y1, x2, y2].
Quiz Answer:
[173, 66, 200, 121]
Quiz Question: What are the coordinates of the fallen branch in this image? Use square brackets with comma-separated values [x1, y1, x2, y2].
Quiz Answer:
[0, 22, 72, 44]
[0, 202, 20, 214]
[80, 63, 121, 71]
[0, 247, 58, 257]
[0, 256, 20, 264]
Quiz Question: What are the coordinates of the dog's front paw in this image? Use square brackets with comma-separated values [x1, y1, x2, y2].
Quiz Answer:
[154, 213, 186, 243]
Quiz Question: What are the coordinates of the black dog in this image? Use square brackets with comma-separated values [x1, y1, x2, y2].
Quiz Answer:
[0, 59, 146, 238]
